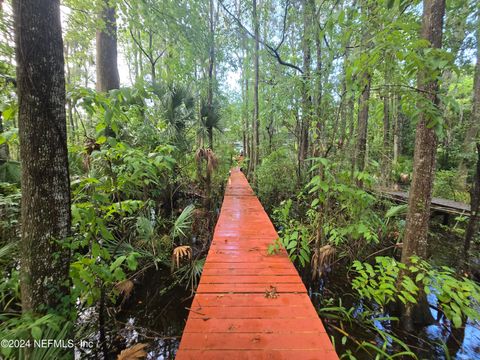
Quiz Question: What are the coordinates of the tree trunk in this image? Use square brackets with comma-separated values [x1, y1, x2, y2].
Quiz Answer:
[382, 92, 390, 186]
[400, 0, 446, 331]
[393, 94, 404, 163]
[458, 14, 480, 183]
[208, 0, 215, 108]
[13, 0, 72, 314]
[96, 0, 120, 92]
[252, 0, 260, 171]
[208, 128, 213, 151]
[464, 144, 480, 263]
[0, 113, 9, 163]
[299, 0, 313, 174]
[355, 72, 371, 174]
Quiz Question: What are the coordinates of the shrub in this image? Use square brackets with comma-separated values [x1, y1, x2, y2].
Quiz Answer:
[255, 149, 298, 210]
[433, 169, 469, 202]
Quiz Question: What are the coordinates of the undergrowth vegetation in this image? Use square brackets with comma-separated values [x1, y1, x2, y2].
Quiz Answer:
[0, 82, 229, 358]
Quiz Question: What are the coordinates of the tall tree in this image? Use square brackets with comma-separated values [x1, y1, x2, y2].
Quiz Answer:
[355, 71, 371, 175]
[96, 0, 120, 91]
[400, 0, 446, 331]
[207, 0, 216, 110]
[458, 7, 480, 182]
[464, 144, 480, 262]
[251, 0, 260, 171]
[464, 13, 480, 261]
[354, 3, 372, 177]
[13, 0, 72, 313]
[298, 0, 313, 174]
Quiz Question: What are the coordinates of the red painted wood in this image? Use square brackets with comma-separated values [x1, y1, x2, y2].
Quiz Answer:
[183, 318, 328, 333]
[176, 168, 338, 359]
[176, 350, 338, 360]
[180, 333, 335, 350]
[191, 293, 315, 307]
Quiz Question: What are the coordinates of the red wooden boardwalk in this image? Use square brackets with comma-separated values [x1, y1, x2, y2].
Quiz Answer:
[176, 168, 338, 360]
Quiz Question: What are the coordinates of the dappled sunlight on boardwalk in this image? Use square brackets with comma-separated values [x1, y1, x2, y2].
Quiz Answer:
[176, 168, 338, 360]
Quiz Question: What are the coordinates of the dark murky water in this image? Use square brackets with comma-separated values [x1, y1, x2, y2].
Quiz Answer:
[108, 218, 479, 359]
[112, 269, 193, 359]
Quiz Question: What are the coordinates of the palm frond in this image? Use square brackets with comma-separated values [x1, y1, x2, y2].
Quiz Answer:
[200, 100, 222, 132]
[171, 205, 195, 240]
[117, 343, 147, 360]
[172, 245, 192, 270]
[385, 204, 408, 218]
[114, 279, 134, 299]
[0, 242, 16, 262]
[174, 258, 205, 294]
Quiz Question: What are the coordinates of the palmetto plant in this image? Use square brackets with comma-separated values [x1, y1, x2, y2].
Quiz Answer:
[199, 99, 222, 150]
[174, 258, 205, 295]
[152, 83, 195, 149]
[171, 204, 195, 241]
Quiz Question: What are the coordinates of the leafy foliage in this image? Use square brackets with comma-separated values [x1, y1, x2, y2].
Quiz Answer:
[352, 256, 480, 328]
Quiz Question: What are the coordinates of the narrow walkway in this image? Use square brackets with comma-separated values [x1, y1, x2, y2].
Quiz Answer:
[377, 189, 470, 216]
[176, 169, 338, 359]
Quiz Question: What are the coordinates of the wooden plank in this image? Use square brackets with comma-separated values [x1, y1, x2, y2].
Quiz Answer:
[187, 306, 319, 319]
[199, 275, 300, 284]
[202, 267, 298, 276]
[196, 283, 307, 294]
[176, 168, 338, 359]
[190, 293, 315, 307]
[176, 349, 338, 360]
[179, 333, 336, 351]
[202, 262, 296, 269]
[183, 318, 328, 333]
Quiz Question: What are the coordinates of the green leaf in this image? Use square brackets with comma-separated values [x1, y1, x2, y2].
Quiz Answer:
[126, 252, 139, 270]
[110, 255, 126, 271]
[451, 314, 462, 328]
[31, 326, 42, 340]
[286, 240, 297, 250]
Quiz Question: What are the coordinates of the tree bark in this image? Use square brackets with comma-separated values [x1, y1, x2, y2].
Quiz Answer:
[252, 0, 260, 171]
[298, 0, 313, 174]
[400, 0, 446, 331]
[458, 13, 480, 182]
[393, 94, 404, 163]
[355, 71, 371, 174]
[381, 92, 391, 185]
[96, 0, 120, 92]
[464, 143, 480, 263]
[0, 112, 9, 164]
[13, 0, 72, 314]
[208, 0, 215, 108]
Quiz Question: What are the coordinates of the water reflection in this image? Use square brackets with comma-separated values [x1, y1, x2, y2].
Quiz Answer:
[113, 269, 193, 359]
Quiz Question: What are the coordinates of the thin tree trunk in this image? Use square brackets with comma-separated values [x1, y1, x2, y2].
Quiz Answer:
[393, 94, 403, 163]
[0, 113, 9, 163]
[400, 0, 446, 331]
[208, 0, 215, 108]
[355, 72, 371, 175]
[463, 14, 480, 261]
[252, 0, 260, 171]
[459, 13, 480, 183]
[13, 0, 72, 314]
[382, 92, 390, 186]
[464, 143, 480, 263]
[208, 128, 213, 151]
[96, 0, 120, 92]
[299, 0, 313, 175]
